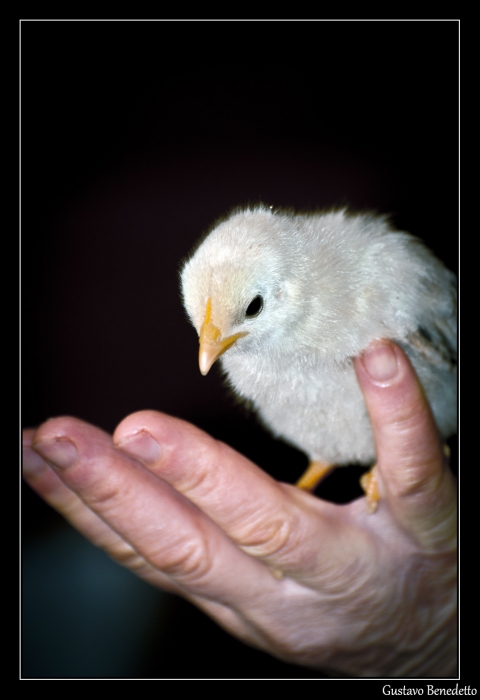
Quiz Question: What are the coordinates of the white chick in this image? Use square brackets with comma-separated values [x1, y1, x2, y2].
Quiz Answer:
[180, 206, 457, 511]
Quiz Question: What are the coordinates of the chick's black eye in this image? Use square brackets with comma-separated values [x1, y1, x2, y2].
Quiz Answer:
[245, 295, 263, 318]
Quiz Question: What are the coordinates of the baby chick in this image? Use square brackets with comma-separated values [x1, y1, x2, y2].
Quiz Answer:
[180, 206, 457, 512]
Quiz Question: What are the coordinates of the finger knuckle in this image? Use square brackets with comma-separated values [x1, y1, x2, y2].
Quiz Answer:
[239, 511, 299, 560]
[154, 534, 215, 585]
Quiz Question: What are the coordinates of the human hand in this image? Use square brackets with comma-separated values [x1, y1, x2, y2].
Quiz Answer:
[22, 341, 457, 677]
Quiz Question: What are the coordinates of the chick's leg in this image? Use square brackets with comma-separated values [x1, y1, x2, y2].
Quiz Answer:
[296, 460, 334, 491]
[360, 465, 379, 514]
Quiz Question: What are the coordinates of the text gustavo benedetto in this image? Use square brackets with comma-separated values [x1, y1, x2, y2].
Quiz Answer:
[383, 688, 476, 696]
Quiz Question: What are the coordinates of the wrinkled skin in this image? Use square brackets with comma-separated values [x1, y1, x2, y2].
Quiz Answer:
[23, 341, 457, 677]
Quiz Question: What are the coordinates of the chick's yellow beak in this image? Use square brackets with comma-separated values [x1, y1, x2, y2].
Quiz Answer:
[198, 298, 248, 375]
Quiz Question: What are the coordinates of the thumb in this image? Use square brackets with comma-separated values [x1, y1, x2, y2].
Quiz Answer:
[354, 341, 456, 552]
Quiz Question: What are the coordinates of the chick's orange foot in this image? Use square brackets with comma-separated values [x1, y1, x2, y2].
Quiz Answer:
[295, 460, 334, 491]
[296, 460, 380, 514]
[360, 465, 380, 513]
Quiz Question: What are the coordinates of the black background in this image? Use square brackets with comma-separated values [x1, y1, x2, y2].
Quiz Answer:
[21, 20, 458, 679]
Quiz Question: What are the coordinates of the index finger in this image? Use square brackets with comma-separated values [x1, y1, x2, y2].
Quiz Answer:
[354, 341, 457, 551]
[113, 411, 367, 582]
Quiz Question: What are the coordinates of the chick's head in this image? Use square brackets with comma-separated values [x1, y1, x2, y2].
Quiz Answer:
[181, 207, 307, 375]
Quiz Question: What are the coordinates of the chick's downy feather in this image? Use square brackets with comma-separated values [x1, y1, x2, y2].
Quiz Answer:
[180, 206, 457, 467]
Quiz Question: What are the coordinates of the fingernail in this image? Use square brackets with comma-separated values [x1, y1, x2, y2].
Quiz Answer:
[23, 445, 49, 477]
[32, 437, 79, 469]
[116, 430, 162, 464]
[361, 342, 399, 384]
